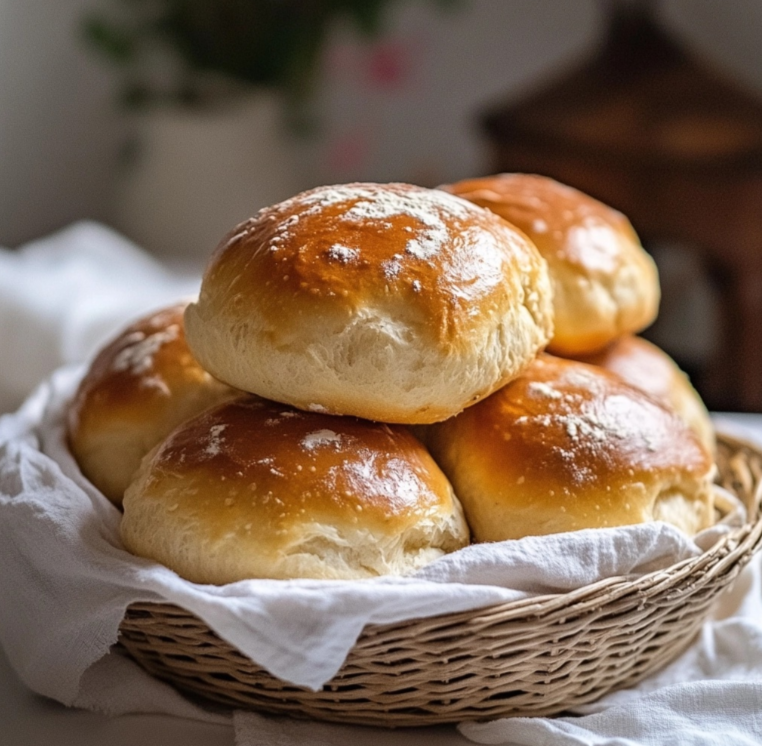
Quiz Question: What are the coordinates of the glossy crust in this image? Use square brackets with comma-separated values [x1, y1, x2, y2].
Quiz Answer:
[184, 182, 553, 424]
[427, 355, 714, 542]
[573, 335, 715, 453]
[121, 397, 469, 582]
[67, 304, 237, 505]
[441, 174, 660, 356]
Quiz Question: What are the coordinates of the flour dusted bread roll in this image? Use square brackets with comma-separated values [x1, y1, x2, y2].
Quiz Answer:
[184, 182, 553, 424]
[121, 397, 469, 582]
[441, 174, 659, 356]
[68, 303, 237, 505]
[427, 355, 714, 542]
[574, 335, 714, 453]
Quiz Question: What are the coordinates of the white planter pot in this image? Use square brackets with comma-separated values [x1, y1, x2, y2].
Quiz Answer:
[110, 93, 307, 267]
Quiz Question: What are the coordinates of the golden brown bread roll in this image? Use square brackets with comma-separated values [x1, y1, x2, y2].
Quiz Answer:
[184, 182, 553, 424]
[427, 355, 714, 542]
[440, 173, 659, 356]
[121, 397, 469, 582]
[67, 303, 237, 506]
[572, 335, 714, 453]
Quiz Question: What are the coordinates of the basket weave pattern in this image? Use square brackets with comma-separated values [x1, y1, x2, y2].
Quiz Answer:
[118, 432, 762, 726]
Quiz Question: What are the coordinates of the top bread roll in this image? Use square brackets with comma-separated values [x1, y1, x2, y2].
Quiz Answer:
[441, 174, 659, 356]
[184, 182, 553, 424]
[427, 355, 715, 542]
[573, 336, 714, 453]
[67, 303, 237, 505]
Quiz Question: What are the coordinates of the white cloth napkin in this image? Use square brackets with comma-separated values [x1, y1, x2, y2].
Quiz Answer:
[0, 221, 198, 413]
[1, 223, 762, 746]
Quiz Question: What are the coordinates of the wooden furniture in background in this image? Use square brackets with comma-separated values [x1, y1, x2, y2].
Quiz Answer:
[481, 1, 762, 411]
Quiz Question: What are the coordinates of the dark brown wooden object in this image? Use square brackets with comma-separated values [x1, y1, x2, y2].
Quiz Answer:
[482, 1, 762, 411]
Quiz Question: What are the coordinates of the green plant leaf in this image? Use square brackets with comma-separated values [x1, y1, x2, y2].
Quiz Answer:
[82, 0, 469, 114]
[82, 15, 137, 64]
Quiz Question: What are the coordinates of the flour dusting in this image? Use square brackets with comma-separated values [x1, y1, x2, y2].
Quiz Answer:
[327, 244, 359, 263]
[527, 381, 562, 400]
[112, 325, 179, 376]
[205, 424, 227, 457]
[382, 256, 403, 279]
[265, 183, 482, 265]
[301, 430, 342, 451]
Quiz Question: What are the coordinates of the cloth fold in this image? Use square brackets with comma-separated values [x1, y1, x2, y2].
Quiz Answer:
[1, 223, 762, 746]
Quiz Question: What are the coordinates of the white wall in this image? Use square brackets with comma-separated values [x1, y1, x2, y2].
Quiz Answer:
[1, 0, 761, 250]
[0, 0, 119, 248]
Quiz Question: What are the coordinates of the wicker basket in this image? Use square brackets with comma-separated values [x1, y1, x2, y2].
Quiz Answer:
[118, 431, 762, 727]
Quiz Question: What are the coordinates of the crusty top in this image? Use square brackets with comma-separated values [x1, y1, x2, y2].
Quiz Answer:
[69, 304, 206, 429]
[121, 396, 468, 581]
[141, 397, 458, 532]
[577, 336, 694, 409]
[67, 303, 235, 504]
[195, 182, 549, 352]
[441, 173, 660, 355]
[573, 335, 715, 452]
[427, 354, 714, 539]
[441, 173, 642, 278]
[465, 355, 710, 485]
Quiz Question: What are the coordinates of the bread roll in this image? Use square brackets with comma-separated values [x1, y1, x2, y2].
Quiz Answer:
[184, 182, 553, 424]
[440, 174, 659, 356]
[68, 303, 237, 505]
[427, 355, 714, 542]
[121, 397, 469, 582]
[573, 335, 714, 453]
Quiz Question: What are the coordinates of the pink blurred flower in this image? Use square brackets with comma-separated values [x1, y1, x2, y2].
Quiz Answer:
[364, 39, 414, 90]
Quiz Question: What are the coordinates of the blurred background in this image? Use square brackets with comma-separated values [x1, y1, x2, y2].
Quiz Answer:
[1, 0, 761, 412]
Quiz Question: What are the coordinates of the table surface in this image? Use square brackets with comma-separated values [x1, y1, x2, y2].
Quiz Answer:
[3, 413, 761, 746]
